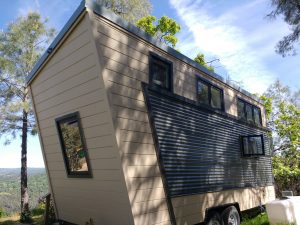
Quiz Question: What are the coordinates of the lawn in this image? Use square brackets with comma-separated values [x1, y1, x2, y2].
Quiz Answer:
[241, 213, 269, 225]
[0, 214, 43, 225]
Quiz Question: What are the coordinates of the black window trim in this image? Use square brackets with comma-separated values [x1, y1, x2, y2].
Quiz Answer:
[237, 98, 262, 126]
[240, 134, 265, 157]
[55, 111, 92, 178]
[196, 76, 225, 111]
[149, 51, 173, 92]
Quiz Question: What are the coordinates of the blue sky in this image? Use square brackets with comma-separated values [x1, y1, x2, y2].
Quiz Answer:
[0, 0, 299, 168]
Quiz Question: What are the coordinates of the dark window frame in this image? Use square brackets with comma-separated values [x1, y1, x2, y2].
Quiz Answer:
[149, 52, 173, 92]
[55, 112, 92, 178]
[240, 134, 265, 157]
[237, 98, 262, 126]
[196, 76, 224, 111]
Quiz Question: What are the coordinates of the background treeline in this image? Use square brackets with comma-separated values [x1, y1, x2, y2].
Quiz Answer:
[0, 168, 48, 216]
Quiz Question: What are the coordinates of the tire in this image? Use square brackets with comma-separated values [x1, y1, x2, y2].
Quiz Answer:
[206, 211, 223, 225]
[221, 206, 240, 225]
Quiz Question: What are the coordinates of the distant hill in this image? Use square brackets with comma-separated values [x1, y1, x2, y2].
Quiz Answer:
[0, 168, 49, 215]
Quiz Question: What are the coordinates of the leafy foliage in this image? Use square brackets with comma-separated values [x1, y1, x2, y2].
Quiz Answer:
[267, 0, 300, 56]
[272, 151, 300, 197]
[194, 53, 215, 72]
[275, 102, 300, 151]
[94, 0, 152, 23]
[263, 80, 300, 152]
[137, 15, 181, 47]
[262, 80, 300, 196]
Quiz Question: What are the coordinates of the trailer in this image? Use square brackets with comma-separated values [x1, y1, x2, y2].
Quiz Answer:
[27, 1, 275, 224]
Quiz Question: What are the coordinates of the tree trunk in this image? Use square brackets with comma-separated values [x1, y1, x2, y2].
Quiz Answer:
[20, 109, 30, 221]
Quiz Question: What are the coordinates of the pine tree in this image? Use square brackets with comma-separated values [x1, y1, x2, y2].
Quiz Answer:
[0, 12, 54, 222]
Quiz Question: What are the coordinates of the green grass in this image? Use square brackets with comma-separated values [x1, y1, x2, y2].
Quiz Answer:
[241, 213, 269, 225]
[0, 214, 43, 225]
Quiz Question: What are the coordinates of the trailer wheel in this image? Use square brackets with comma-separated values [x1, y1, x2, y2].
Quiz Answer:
[221, 206, 240, 225]
[206, 211, 223, 225]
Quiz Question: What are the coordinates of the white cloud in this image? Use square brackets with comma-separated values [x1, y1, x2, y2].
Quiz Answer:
[170, 0, 290, 94]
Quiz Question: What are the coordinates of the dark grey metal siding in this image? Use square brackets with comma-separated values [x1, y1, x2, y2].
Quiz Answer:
[144, 86, 273, 197]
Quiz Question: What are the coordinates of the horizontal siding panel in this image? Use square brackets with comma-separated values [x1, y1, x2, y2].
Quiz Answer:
[134, 209, 170, 225]
[111, 93, 146, 111]
[45, 28, 90, 69]
[123, 154, 158, 166]
[51, 178, 125, 192]
[115, 108, 148, 124]
[126, 165, 161, 178]
[129, 187, 166, 203]
[132, 199, 169, 215]
[120, 130, 154, 144]
[32, 42, 94, 87]
[97, 34, 149, 64]
[108, 81, 145, 101]
[34, 66, 97, 104]
[37, 90, 105, 120]
[103, 58, 147, 83]
[35, 77, 101, 112]
[32, 54, 96, 96]
[99, 44, 148, 71]
[144, 88, 273, 197]
[117, 118, 152, 133]
[38, 103, 107, 130]
[88, 147, 118, 159]
[119, 142, 156, 155]
[96, 18, 149, 56]
[127, 176, 163, 191]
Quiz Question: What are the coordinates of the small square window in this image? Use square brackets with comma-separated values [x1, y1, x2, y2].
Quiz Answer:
[241, 135, 264, 156]
[196, 78, 224, 111]
[149, 54, 172, 91]
[56, 112, 92, 177]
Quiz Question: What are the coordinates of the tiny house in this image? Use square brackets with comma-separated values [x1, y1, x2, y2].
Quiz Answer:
[27, 1, 275, 225]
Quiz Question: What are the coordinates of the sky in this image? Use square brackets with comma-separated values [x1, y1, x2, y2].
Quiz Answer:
[0, 0, 299, 168]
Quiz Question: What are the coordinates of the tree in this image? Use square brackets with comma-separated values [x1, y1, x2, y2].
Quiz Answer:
[263, 80, 300, 151]
[267, 0, 300, 56]
[0, 13, 54, 222]
[194, 53, 215, 72]
[94, 0, 152, 23]
[137, 15, 181, 47]
[262, 80, 300, 196]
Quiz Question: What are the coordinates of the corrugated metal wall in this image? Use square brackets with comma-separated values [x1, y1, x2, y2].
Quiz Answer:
[144, 87, 273, 197]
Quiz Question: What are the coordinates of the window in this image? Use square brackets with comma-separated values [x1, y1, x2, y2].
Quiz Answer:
[197, 78, 224, 110]
[56, 112, 92, 177]
[237, 99, 262, 126]
[149, 53, 172, 91]
[240, 135, 265, 156]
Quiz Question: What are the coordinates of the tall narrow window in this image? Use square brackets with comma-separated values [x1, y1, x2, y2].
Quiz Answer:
[197, 81, 209, 105]
[211, 86, 222, 109]
[197, 78, 224, 111]
[56, 112, 92, 177]
[237, 100, 246, 121]
[237, 99, 262, 126]
[149, 53, 172, 91]
[246, 104, 253, 124]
